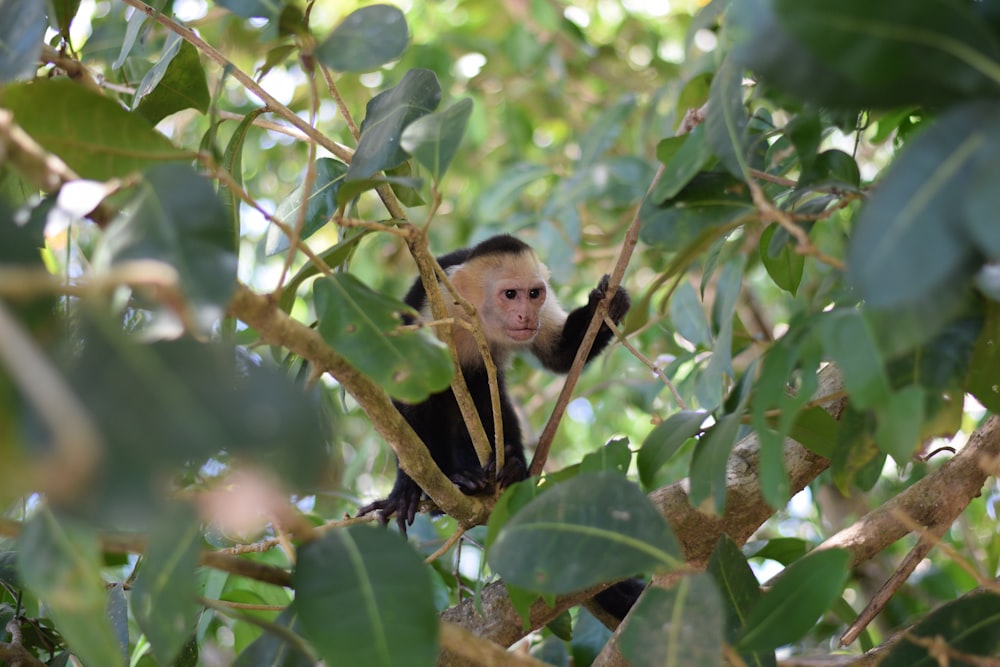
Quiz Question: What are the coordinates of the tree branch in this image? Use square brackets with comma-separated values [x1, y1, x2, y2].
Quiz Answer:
[227, 284, 488, 527]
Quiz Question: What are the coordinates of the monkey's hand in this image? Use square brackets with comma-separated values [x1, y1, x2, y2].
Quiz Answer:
[589, 275, 631, 325]
[357, 475, 423, 536]
[448, 467, 493, 495]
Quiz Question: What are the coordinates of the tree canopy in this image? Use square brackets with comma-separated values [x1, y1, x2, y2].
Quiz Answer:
[3, 0, 1000, 666]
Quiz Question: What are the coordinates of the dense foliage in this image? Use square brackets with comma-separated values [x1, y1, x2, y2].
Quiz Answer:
[3, 0, 1000, 665]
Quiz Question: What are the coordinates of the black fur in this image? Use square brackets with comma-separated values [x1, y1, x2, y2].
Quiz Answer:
[358, 235, 630, 534]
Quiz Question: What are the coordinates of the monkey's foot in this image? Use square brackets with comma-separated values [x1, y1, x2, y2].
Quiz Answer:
[357, 477, 423, 536]
[449, 468, 493, 495]
[591, 274, 631, 324]
[496, 457, 528, 487]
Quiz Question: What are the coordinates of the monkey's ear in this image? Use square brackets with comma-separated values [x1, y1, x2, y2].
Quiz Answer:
[450, 264, 480, 303]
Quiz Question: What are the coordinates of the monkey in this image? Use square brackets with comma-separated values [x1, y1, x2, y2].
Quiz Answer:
[357, 234, 631, 534]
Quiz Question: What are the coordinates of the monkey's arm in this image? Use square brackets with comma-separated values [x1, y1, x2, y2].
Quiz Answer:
[534, 275, 630, 373]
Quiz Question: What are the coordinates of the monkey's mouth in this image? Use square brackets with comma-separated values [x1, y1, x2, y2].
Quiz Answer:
[507, 328, 538, 342]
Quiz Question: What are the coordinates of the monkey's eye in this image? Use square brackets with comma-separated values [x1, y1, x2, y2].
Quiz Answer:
[529, 288, 542, 299]
[504, 289, 517, 300]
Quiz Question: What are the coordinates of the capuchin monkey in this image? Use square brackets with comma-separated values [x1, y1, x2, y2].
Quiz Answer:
[357, 234, 631, 534]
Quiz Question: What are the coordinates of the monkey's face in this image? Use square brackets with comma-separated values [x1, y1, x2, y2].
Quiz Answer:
[489, 277, 546, 343]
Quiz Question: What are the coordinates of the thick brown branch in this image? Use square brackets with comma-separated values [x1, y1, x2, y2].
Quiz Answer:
[228, 283, 488, 527]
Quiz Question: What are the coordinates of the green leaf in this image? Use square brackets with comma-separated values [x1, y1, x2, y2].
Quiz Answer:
[313, 273, 454, 402]
[689, 414, 741, 515]
[61, 323, 327, 520]
[873, 384, 924, 462]
[266, 158, 348, 255]
[848, 102, 1000, 310]
[343, 69, 442, 188]
[316, 4, 409, 73]
[293, 526, 438, 667]
[94, 163, 237, 327]
[1, 79, 187, 180]
[476, 162, 551, 222]
[220, 108, 267, 246]
[619, 574, 724, 667]
[277, 229, 372, 314]
[639, 172, 754, 251]
[400, 98, 473, 181]
[580, 436, 632, 476]
[637, 410, 707, 489]
[774, 0, 1000, 106]
[708, 536, 776, 667]
[652, 125, 713, 203]
[879, 593, 1000, 667]
[135, 38, 211, 125]
[18, 511, 125, 667]
[48, 0, 82, 42]
[577, 94, 636, 167]
[0, 0, 46, 82]
[737, 548, 850, 652]
[786, 406, 839, 458]
[132, 504, 201, 666]
[818, 309, 891, 409]
[759, 224, 804, 295]
[488, 473, 680, 594]
[705, 54, 750, 178]
[233, 607, 315, 667]
[215, 0, 285, 21]
[968, 302, 1000, 412]
[748, 537, 809, 565]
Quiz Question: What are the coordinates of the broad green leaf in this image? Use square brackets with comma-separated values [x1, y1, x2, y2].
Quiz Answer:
[737, 548, 850, 652]
[670, 281, 712, 348]
[577, 94, 636, 167]
[580, 436, 632, 476]
[759, 224, 804, 295]
[651, 125, 712, 203]
[476, 162, 551, 222]
[18, 511, 125, 667]
[316, 4, 409, 72]
[848, 102, 1000, 310]
[313, 274, 453, 402]
[1, 79, 187, 180]
[94, 163, 236, 327]
[637, 410, 707, 489]
[831, 406, 882, 494]
[60, 322, 327, 521]
[695, 256, 745, 411]
[689, 413, 741, 514]
[293, 526, 438, 667]
[968, 303, 1000, 412]
[708, 536, 776, 667]
[879, 593, 1000, 667]
[112, 6, 149, 70]
[619, 574, 724, 667]
[775, 0, 1000, 106]
[0, 0, 46, 82]
[705, 54, 749, 178]
[798, 149, 860, 190]
[485, 479, 545, 549]
[132, 505, 201, 666]
[266, 158, 348, 254]
[135, 38, 211, 124]
[48, 0, 83, 42]
[233, 607, 315, 667]
[639, 172, 754, 251]
[277, 229, 372, 313]
[818, 309, 890, 410]
[400, 98, 473, 181]
[570, 610, 613, 667]
[786, 406, 839, 458]
[873, 384, 924, 463]
[726, 0, 873, 111]
[343, 69, 441, 188]
[747, 537, 809, 565]
[488, 473, 680, 593]
[220, 107, 267, 245]
[215, 0, 284, 20]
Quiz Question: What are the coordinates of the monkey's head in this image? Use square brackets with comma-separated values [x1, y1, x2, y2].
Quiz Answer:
[450, 235, 557, 350]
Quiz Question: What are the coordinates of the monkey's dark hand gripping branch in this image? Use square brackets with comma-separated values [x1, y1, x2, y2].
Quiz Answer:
[591, 274, 630, 325]
[357, 446, 527, 535]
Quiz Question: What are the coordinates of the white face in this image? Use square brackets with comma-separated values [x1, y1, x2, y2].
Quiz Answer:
[491, 276, 547, 342]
